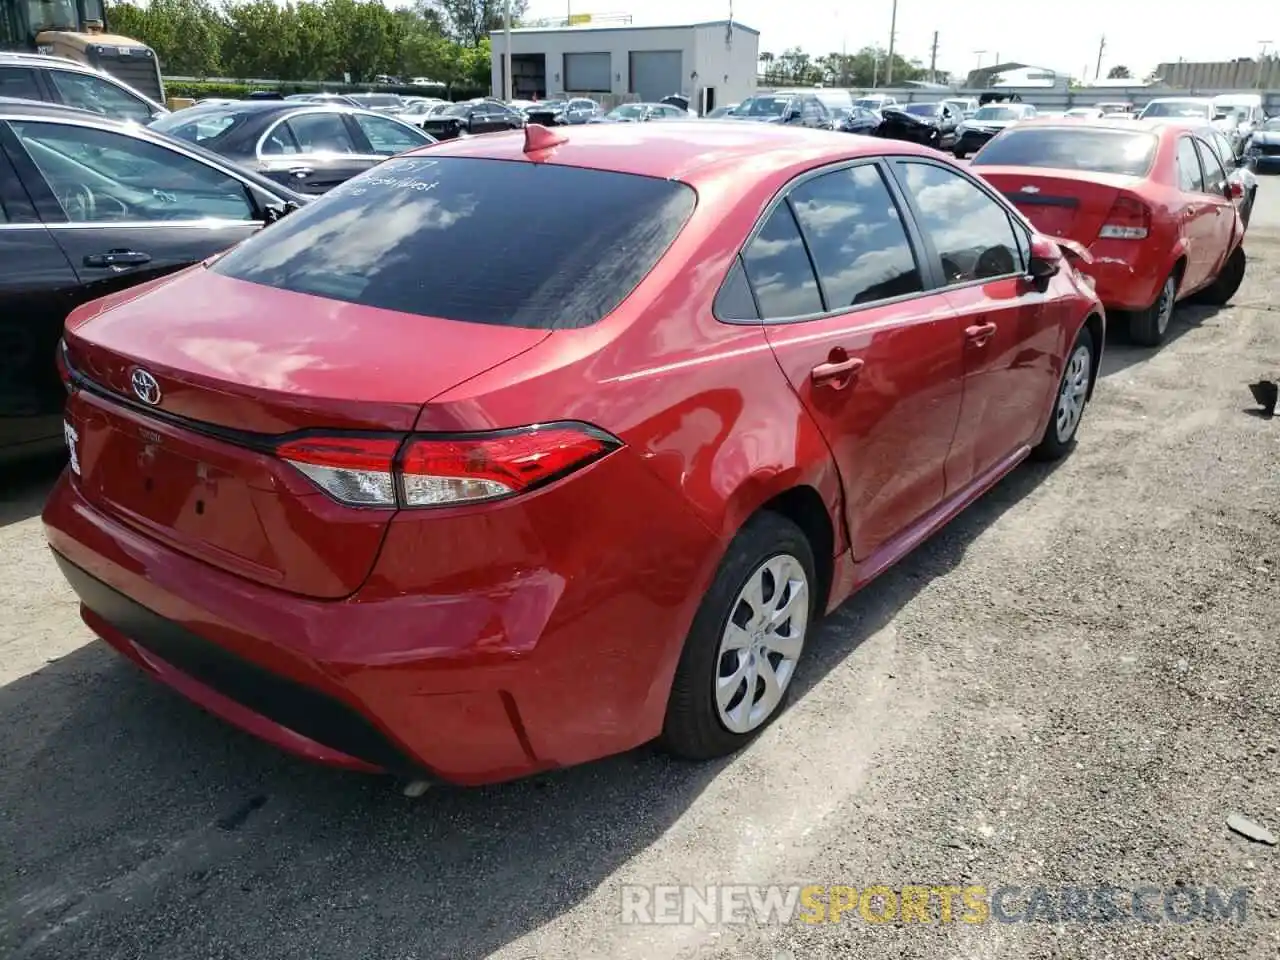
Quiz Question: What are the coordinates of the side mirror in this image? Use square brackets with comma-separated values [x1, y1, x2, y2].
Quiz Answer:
[1027, 235, 1062, 283]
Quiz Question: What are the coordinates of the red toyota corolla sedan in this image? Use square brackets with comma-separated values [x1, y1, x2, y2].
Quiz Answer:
[970, 118, 1247, 347]
[44, 122, 1104, 786]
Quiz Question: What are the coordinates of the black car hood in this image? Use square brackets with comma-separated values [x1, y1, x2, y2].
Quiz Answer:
[880, 108, 937, 127]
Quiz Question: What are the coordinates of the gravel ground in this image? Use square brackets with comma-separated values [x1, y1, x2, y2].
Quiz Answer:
[2, 182, 1279, 960]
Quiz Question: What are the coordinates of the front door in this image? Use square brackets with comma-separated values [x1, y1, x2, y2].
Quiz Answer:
[888, 158, 1061, 491]
[0, 140, 80, 452]
[3, 118, 263, 304]
[744, 161, 966, 561]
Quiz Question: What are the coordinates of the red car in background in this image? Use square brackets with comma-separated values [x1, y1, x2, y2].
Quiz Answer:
[44, 122, 1103, 787]
[971, 118, 1247, 346]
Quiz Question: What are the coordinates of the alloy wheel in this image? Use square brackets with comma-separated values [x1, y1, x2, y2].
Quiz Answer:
[714, 554, 809, 734]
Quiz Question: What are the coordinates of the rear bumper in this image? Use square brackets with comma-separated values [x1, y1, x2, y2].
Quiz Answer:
[43, 451, 723, 785]
[1082, 242, 1168, 312]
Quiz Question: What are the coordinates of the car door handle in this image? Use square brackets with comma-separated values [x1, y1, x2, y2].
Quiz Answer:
[965, 321, 998, 346]
[810, 356, 865, 386]
[287, 166, 314, 178]
[83, 249, 151, 269]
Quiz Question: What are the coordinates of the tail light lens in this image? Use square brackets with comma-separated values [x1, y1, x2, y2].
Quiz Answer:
[1098, 194, 1150, 240]
[276, 423, 621, 509]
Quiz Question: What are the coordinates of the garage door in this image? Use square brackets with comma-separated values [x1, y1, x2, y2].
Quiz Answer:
[563, 52, 611, 93]
[629, 51, 683, 103]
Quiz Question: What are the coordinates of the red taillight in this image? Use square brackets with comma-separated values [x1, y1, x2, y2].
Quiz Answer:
[275, 424, 620, 509]
[1098, 194, 1150, 240]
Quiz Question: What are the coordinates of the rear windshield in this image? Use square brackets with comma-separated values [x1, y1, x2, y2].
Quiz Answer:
[212, 156, 696, 329]
[903, 103, 938, 116]
[971, 128, 1158, 176]
[1140, 100, 1210, 119]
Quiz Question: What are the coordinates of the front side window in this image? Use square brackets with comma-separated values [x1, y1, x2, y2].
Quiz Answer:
[741, 203, 823, 319]
[788, 164, 923, 309]
[212, 156, 695, 330]
[48, 70, 152, 124]
[12, 121, 254, 223]
[895, 161, 1022, 284]
[351, 113, 430, 155]
[1176, 137, 1204, 192]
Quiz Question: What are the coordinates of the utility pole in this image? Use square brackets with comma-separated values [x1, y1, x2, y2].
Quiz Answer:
[1095, 34, 1106, 81]
[503, 0, 513, 101]
[884, 0, 898, 85]
[928, 31, 938, 84]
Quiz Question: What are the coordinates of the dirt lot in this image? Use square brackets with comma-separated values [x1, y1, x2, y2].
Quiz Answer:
[2, 184, 1279, 960]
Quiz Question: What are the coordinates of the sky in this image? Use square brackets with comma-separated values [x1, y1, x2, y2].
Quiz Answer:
[522, 0, 1280, 81]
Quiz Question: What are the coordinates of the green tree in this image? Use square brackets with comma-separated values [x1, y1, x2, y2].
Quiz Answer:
[430, 0, 528, 47]
[106, 0, 225, 76]
[1107, 64, 1131, 80]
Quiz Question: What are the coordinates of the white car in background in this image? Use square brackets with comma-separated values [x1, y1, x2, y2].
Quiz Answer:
[1138, 97, 1241, 153]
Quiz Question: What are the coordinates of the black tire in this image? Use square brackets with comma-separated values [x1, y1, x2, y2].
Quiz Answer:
[1032, 325, 1095, 461]
[660, 512, 818, 761]
[1194, 245, 1246, 306]
[1127, 270, 1179, 347]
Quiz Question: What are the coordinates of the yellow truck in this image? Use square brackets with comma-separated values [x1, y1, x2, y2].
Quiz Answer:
[1, 0, 164, 100]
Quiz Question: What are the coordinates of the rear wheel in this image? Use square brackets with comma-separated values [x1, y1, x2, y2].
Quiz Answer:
[1033, 325, 1095, 461]
[1194, 245, 1246, 306]
[1127, 271, 1178, 347]
[660, 512, 816, 760]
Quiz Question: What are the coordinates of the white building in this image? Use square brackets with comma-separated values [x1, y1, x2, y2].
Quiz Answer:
[489, 19, 760, 114]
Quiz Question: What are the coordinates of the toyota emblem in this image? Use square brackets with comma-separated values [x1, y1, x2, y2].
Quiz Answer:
[130, 368, 162, 406]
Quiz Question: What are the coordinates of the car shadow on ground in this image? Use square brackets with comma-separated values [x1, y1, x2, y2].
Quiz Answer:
[0, 454, 64, 530]
[0, 455, 1062, 960]
[1097, 302, 1225, 379]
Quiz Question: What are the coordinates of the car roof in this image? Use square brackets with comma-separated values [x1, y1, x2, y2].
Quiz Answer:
[401, 120, 943, 184]
[0, 96, 110, 120]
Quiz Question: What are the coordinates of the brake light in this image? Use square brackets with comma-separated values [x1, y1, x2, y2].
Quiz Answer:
[275, 423, 621, 509]
[1098, 194, 1150, 240]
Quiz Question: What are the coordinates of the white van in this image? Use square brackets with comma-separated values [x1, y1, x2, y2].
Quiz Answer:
[1212, 94, 1264, 151]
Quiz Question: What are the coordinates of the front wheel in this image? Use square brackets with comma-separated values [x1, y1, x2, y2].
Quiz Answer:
[1032, 325, 1095, 461]
[660, 512, 817, 760]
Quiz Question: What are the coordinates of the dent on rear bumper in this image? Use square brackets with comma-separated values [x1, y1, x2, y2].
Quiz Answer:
[42, 447, 722, 786]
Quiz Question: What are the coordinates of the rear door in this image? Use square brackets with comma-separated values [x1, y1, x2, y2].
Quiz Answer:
[888, 158, 1061, 491]
[258, 111, 376, 193]
[1174, 135, 1215, 290]
[1191, 134, 1238, 277]
[4, 117, 264, 303]
[742, 160, 967, 561]
[0, 131, 81, 452]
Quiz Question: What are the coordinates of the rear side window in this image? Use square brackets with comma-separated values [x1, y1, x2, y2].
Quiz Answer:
[1176, 138, 1203, 192]
[971, 128, 1158, 177]
[741, 203, 823, 319]
[788, 164, 923, 309]
[213, 156, 696, 329]
[0, 66, 41, 100]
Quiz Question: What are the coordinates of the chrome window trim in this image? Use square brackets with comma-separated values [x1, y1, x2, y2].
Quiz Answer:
[254, 106, 429, 161]
[0, 218, 261, 231]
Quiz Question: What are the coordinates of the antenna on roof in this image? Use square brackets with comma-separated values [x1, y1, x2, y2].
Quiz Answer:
[524, 123, 568, 156]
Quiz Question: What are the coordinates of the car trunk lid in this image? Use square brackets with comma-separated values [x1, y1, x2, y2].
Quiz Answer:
[976, 166, 1138, 243]
[62, 268, 549, 598]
